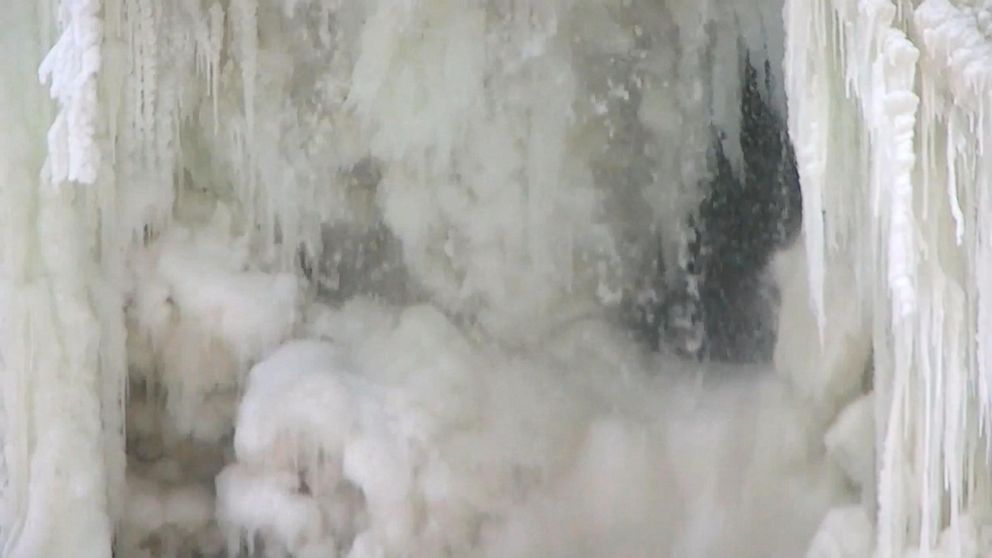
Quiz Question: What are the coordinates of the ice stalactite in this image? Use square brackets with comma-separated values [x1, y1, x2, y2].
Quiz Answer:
[785, 0, 992, 554]
[40, 0, 103, 185]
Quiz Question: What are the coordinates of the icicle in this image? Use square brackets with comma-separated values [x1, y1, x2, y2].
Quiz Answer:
[784, 0, 829, 341]
[235, 0, 258, 137]
[38, 0, 103, 185]
[208, 3, 224, 133]
[787, 0, 992, 555]
[134, 0, 157, 159]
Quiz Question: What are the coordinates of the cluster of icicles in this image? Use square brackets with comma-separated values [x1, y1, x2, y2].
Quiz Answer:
[786, 0, 992, 555]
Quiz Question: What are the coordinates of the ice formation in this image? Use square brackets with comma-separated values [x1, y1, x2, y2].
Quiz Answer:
[4, 0, 992, 556]
[785, 0, 992, 555]
[215, 301, 839, 557]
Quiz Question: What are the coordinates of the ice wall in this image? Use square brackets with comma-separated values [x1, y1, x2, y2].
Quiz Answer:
[784, 0, 992, 554]
[81, 0, 790, 344]
[0, 1, 125, 556]
[0, 0, 854, 556]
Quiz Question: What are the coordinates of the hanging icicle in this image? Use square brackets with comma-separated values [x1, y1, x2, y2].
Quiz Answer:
[786, 0, 992, 555]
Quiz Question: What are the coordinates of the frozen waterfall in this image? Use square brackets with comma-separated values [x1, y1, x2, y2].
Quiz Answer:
[1, 0, 992, 556]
